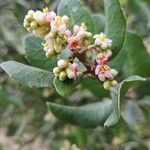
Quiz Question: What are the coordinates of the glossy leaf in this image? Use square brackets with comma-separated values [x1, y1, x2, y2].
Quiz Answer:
[104, 0, 126, 57]
[104, 76, 146, 127]
[49, 100, 113, 128]
[0, 61, 54, 88]
[25, 36, 56, 71]
[57, 0, 94, 32]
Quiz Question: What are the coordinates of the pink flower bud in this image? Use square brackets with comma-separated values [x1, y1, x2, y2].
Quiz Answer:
[71, 63, 79, 74]
[44, 11, 56, 23]
[96, 55, 108, 65]
[104, 70, 113, 79]
[73, 25, 80, 33]
[65, 29, 71, 37]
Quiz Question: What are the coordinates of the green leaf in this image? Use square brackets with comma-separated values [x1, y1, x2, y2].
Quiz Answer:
[57, 0, 94, 32]
[81, 77, 109, 99]
[0, 61, 54, 88]
[53, 77, 80, 97]
[49, 100, 113, 128]
[25, 35, 56, 71]
[125, 32, 150, 77]
[109, 41, 127, 71]
[104, 0, 126, 57]
[92, 14, 105, 34]
[104, 75, 146, 127]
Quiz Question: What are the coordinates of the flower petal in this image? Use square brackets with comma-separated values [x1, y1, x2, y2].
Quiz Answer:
[98, 74, 105, 81]
[104, 70, 113, 79]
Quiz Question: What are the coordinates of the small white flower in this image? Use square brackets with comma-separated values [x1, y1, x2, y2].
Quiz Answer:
[94, 32, 112, 49]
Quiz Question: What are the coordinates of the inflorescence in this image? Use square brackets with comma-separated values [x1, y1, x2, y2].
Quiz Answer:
[23, 7, 118, 90]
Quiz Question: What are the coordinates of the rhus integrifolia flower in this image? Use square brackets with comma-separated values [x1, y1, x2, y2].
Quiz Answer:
[23, 7, 118, 90]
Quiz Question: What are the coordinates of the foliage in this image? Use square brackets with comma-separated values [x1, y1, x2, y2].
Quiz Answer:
[0, 0, 150, 149]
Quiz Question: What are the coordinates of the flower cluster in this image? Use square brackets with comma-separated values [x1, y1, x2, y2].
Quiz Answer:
[53, 59, 82, 81]
[94, 33, 118, 89]
[23, 7, 118, 90]
[94, 32, 112, 52]
[67, 23, 92, 50]
[23, 8, 56, 38]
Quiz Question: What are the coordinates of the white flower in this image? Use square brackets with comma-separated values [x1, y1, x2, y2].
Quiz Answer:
[94, 32, 112, 50]
[50, 16, 68, 33]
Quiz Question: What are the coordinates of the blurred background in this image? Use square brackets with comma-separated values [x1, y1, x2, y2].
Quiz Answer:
[0, 0, 150, 149]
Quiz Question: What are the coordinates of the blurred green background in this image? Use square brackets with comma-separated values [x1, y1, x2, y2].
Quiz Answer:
[0, 0, 150, 149]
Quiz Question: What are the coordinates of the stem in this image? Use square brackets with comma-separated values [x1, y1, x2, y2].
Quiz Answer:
[80, 44, 96, 54]
[71, 49, 102, 84]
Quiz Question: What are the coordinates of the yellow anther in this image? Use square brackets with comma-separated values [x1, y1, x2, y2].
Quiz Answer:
[104, 65, 110, 70]
[43, 7, 49, 13]
[100, 65, 110, 74]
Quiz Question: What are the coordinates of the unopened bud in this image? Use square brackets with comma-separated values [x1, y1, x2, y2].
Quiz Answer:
[66, 68, 75, 79]
[62, 15, 69, 24]
[53, 67, 61, 75]
[27, 27, 33, 32]
[33, 11, 45, 25]
[99, 33, 106, 40]
[46, 49, 55, 58]
[109, 43, 112, 48]
[54, 45, 62, 53]
[111, 80, 118, 86]
[59, 71, 67, 81]
[49, 32, 56, 38]
[25, 15, 34, 22]
[96, 53, 103, 59]
[101, 43, 108, 50]
[103, 80, 111, 90]
[23, 21, 30, 28]
[56, 37, 62, 43]
[58, 32, 65, 38]
[34, 26, 49, 38]
[57, 59, 68, 69]
[30, 21, 38, 29]
[105, 50, 112, 57]
[86, 32, 92, 38]
[28, 10, 35, 15]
